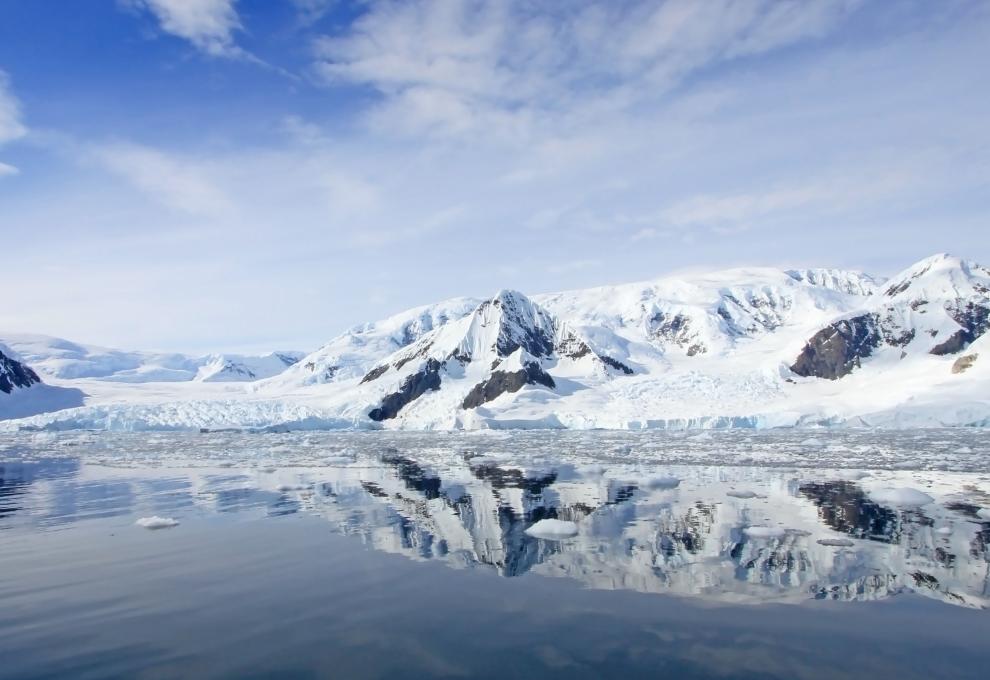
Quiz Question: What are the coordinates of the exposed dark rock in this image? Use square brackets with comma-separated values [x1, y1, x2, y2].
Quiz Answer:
[790, 313, 882, 380]
[798, 480, 900, 543]
[0, 350, 41, 394]
[368, 358, 443, 421]
[394, 340, 434, 371]
[462, 362, 555, 410]
[600, 355, 634, 375]
[448, 348, 472, 364]
[930, 302, 990, 355]
[469, 463, 557, 494]
[479, 293, 556, 358]
[360, 364, 390, 384]
[951, 353, 978, 374]
[648, 311, 707, 354]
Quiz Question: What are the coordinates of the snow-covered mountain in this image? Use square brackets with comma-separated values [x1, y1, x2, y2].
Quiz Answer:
[0, 346, 41, 394]
[0, 344, 85, 420]
[3, 253, 989, 431]
[791, 254, 990, 379]
[0, 334, 304, 383]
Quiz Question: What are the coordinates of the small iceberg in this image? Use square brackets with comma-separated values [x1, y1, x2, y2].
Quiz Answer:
[816, 538, 855, 547]
[727, 490, 760, 499]
[869, 487, 934, 507]
[525, 519, 579, 539]
[646, 476, 681, 490]
[743, 526, 786, 538]
[136, 516, 179, 530]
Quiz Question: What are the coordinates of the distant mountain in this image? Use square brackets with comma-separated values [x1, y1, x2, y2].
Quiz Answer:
[0, 334, 305, 383]
[3, 253, 988, 430]
[0, 345, 84, 420]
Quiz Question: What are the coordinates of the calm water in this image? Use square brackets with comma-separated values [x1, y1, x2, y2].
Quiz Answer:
[1, 430, 989, 679]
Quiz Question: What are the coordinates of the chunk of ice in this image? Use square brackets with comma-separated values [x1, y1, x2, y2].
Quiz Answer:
[136, 516, 179, 530]
[743, 526, 785, 538]
[869, 487, 934, 507]
[525, 519, 579, 539]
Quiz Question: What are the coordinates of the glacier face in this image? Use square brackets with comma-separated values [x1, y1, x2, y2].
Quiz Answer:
[2, 253, 989, 431]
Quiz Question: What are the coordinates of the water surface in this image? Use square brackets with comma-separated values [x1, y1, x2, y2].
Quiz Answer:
[2, 430, 989, 679]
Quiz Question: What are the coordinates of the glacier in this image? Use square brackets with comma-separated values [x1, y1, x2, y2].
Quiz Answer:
[1, 253, 988, 431]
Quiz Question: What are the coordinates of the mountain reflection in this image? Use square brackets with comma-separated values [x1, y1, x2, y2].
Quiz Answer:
[2, 451, 988, 608]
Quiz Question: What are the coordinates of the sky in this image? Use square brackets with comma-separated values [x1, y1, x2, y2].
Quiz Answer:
[0, 0, 988, 354]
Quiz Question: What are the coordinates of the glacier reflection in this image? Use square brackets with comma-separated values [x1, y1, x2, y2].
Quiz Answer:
[3, 450, 989, 608]
[297, 451, 990, 609]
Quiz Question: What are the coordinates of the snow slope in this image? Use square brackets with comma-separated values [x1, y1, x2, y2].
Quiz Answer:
[3, 254, 989, 431]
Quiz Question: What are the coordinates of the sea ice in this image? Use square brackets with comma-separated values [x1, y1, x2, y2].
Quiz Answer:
[869, 487, 934, 507]
[817, 538, 855, 547]
[136, 516, 179, 529]
[525, 519, 579, 539]
[743, 526, 786, 538]
[726, 490, 760, 498]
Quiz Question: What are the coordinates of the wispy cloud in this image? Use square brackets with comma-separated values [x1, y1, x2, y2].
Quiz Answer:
[0, 70, 26, 176]
[313, 0, 859, 140]
[89, 142, 233, 217]
[126, 0, 250, 59]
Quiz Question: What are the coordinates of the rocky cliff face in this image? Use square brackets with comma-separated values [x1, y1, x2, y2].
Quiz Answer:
[791, 255, 990, 379]
[0, 349, 42, 394]
[359, 290, 630, 421]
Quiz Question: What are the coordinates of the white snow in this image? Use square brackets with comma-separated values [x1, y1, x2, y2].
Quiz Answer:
[726, 490, 760, 499]
[3, 253, 990, 432]
[136, 516, 179, 529]
[868, 487, 935, 507]
[817, 538, 855, 547]
[525, 519, 579, 539]
[743, 526, 786, 538]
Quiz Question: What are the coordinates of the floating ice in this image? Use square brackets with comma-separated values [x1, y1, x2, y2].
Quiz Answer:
[817, 538, 855, 547]
[525, 519, 579, 539]
[869, 487, 934, 507]
[136, 516, 179, 529]
[743, 526, 786, 538]
[726, 490, 760, 498]
[646, 476, 681, 490]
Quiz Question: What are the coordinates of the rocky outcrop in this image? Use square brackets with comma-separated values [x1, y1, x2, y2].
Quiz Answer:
[0, 350, 41, 394]
[930, 302, 990, 356]
[462, 362, 555, 409]
[368, 358, 444, 421]
[951, 354, 978, 374]
[790, 314, 882, 380]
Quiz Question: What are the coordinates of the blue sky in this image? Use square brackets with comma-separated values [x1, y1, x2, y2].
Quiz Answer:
[1, 0, 988, 353]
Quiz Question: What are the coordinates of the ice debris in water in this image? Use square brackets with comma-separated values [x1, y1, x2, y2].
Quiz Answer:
[525, 519, 579, 539]
[743, 526, 786, 538]
[726, 490, 760, 498]
[869, 487, 934, 507]
[136, 516, 179, 529]
[817, 538, 855, 547]
[646, 476, 681, 490]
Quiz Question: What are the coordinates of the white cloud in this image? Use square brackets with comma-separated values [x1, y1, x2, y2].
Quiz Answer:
[313, 0, 859, 140]
[91, 142, 232, 217]
[129, 0, 246, 58]
[0, 70, 26, 176]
